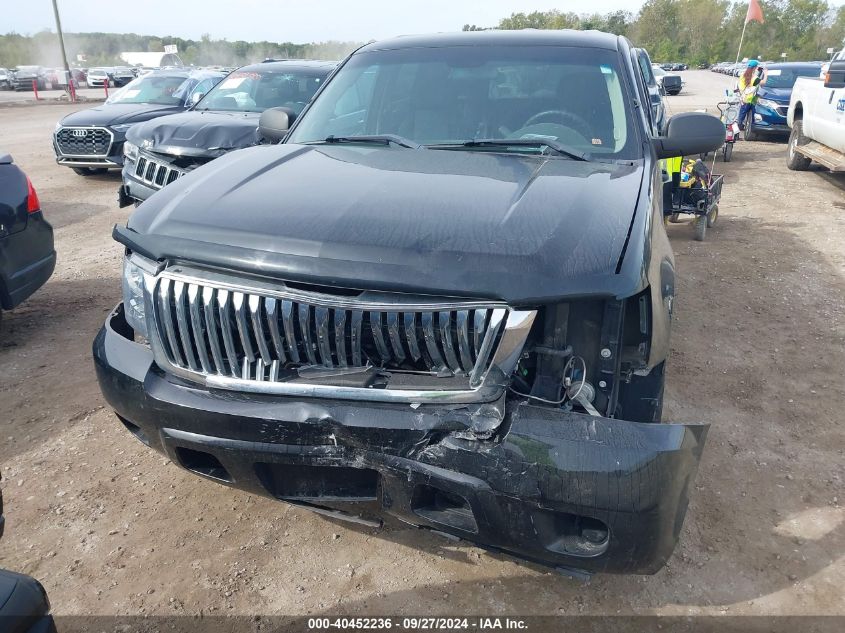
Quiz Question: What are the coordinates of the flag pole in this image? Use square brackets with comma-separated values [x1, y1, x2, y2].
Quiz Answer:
[734, 17, 748, 67]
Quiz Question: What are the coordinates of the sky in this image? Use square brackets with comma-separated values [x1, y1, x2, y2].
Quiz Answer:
[4, 0, 645, 43]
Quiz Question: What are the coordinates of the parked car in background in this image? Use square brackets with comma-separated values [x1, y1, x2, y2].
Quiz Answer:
[0, 67, 12, 89]
[744, 62, 823, 140]
[120, 60, 335, 206]
[97, 30, 723, 575]
[12, 66, 47, 91]
[0, 153, 55, 325]
[786, 57, 845, 172]
[53, 69, 226, 176]
[112, 67, 137, 87]
[86, 67, 113, 87]
[652, 65, 683, 95]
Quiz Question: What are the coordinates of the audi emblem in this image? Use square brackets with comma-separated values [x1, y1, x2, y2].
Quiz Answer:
[71, 129, 88, 138]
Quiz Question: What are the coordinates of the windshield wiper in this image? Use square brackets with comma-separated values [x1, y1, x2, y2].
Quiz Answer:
[320, 134, 422, 149]
[430, 138, 588, 161]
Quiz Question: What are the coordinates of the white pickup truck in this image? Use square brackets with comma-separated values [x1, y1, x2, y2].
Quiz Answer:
[786, 52, 845, 171]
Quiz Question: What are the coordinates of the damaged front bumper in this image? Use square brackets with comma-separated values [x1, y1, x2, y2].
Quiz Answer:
[93, 305, 707, 574]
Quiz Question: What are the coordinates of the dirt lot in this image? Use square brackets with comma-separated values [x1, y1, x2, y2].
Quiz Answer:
[0, 70, 843, 618]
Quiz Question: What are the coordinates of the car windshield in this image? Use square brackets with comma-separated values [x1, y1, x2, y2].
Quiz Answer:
[106, 74, 197, 105]
[17, 66, 40, 72]
[764, 67, 821, 89]
[195, 68, 328, 114]
[288, 45, 637, 159]
[652, 66, 666, 77]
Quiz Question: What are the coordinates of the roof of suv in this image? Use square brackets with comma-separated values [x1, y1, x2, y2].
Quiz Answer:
[359, 29, 622, 53]
[237, 60, 337, 74]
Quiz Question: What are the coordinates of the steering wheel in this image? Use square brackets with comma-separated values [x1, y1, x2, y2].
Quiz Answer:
[522, 110, 592, 139]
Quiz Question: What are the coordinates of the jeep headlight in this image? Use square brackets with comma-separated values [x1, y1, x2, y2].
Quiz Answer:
[123, 140, 139, 161]
[122, 253, 156, 338]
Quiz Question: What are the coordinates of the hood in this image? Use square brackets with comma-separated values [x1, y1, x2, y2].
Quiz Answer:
[59, 103, 185, 128]
[123, 144, 645, 304]
[757, 86, 791, 102]
[126, 110, 261, 158]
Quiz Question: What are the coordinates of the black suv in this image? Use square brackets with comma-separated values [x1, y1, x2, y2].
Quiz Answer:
[119, 60, 335, 206]
[53, 69, 225, 176]
[95, 31, 724, 574]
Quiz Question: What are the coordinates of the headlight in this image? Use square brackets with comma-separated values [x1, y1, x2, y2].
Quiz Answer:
[122, 253, 157, 338]
[111, 123, 135, 132]
[123, 141, 139, 161]
[757, 98, 779, 110]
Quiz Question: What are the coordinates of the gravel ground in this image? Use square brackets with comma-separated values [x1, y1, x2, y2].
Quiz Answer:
[0, 71, 843, 618]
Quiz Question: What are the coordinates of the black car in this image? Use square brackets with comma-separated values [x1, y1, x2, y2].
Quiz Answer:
[12, 66, 47, 91]
[53, 69, 225, 176]
[0, 475, 57, 633]
[119, 60, 336, 206]
[95, 30, 724, 575]
[0, 154, 55, 323]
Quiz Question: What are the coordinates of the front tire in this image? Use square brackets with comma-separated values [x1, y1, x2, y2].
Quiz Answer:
[722, 142, 733, 162]
[694, 215, 707, 241]
[744, 116, 759, 141]
[707, 203, 719, 228]
[787, 120, 812, 171]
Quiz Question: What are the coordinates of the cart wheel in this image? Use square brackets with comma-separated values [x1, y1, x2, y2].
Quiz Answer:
[707, 203, 718, 228]
[694, 215, 707, 241]
[722, 143, 733, 162]
[669, 213, 681, 223]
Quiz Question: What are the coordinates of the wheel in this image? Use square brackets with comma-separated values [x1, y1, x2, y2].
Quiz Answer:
[617, 361, 666, 423]
[694, 215, 707, 241]
[72, 167, 108, 176]
[707, 203, 718, 228]
[722, 142, 733, 162]
[744, 114, 759, 141]
[787, 120, 812, 171]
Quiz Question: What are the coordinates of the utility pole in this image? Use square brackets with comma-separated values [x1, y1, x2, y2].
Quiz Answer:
[51, 0, 72, 89]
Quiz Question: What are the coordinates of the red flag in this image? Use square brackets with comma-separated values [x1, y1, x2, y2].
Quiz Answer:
[746, 0, 764, 23]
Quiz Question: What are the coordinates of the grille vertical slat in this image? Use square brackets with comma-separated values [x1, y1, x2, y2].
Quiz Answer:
[264, 298, 287, 364]
[470, 308, 506, 385]
[438, 311, 462, 374]
[370, 312, 390, 362]
[350, 310, 363, 366]
[216, 290, 240, 377]
[298, 304, 317, 365]
[249, 295, 273, 365]
[456, 310, 473, 372]
[421, 312, 445, 371]
[334, 309, 348, 368]
[232, 292, 255, 363]
[385, 312, 406, 364]
[473, 309, 488, 356]
[203, 286, 225, 374]
[315, 307, 333, 367]
[158, 278, 184, 367]
[280, 300, 300, 364]
[173, 281, 200, 371]
[188, 283, 212, 374]
[403, 312, 421, 361]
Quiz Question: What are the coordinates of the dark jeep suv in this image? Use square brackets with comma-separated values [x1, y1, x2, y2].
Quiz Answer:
[94, 31, 723, 574]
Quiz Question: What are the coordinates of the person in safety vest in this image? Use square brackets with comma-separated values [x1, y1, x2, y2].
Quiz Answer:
[736, 59, 767, 132]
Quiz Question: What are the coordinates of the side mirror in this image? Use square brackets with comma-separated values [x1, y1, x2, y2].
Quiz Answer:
[258, 107, 295, 143]
[189, 92, 205, 106]
[653, 112, 725, 159]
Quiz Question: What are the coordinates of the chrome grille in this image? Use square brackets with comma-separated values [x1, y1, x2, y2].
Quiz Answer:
[56, 127, 112, 156]
[152, 275, 507, 382]
[134, 155, 184, 190]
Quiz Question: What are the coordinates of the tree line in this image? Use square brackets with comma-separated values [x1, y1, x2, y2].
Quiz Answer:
[466, 0, 845, 63]
[1, 1, 843, 70]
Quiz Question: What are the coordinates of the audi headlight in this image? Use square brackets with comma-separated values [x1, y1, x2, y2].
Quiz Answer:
[111, 123, 135, 133]
[757, 98, 779, 110]
[122, 253, 156, 338]
[123, 140, 139, 161]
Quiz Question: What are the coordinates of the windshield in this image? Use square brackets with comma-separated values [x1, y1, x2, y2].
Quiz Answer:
[195, 68, 328, 114]
[652, 66, 666, 77]
[16, 66, 40, 73]
[288, 45, 637, 158]
[764, 67, 821, 89]
[106, 74, 202, 105]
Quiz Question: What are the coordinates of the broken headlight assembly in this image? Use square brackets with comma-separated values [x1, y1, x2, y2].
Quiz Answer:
[122, 252, 157, 339]
[123, 140, 139, 162]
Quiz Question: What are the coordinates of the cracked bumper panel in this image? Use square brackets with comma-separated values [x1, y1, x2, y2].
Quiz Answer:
[93, 305, 708, 574]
